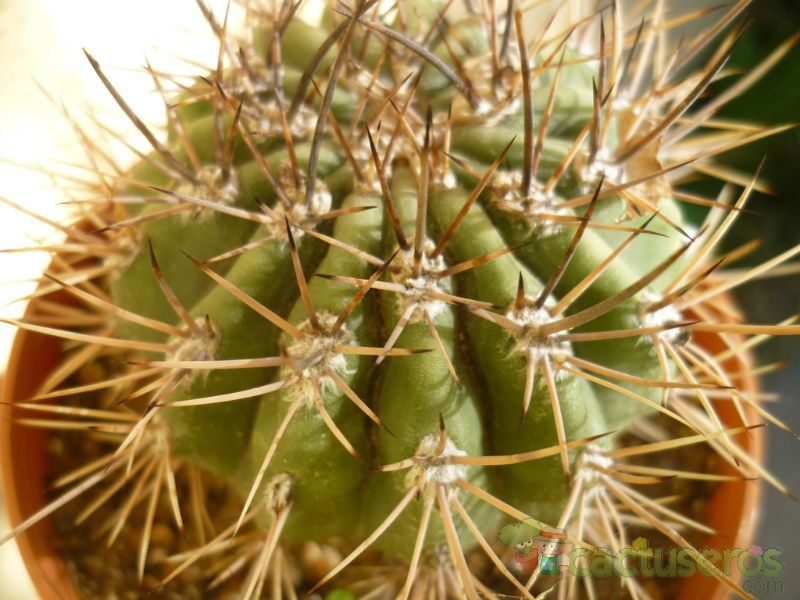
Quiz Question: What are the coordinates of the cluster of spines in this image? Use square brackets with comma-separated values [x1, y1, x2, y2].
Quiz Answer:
[1, 0, 799, 598]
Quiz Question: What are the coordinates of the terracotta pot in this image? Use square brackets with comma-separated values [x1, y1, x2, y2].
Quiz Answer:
[0, 296, 764, 599]
[1, 295, 80, 600]
[677, 303, 764, 600]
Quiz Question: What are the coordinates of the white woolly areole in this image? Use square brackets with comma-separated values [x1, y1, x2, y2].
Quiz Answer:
[392, 242, 449, 321]
[225, 51, 278, 94]
[491, 171, 566, 236]
[352, 109, 455, 188]
[169, 318, 219, 384]
[350, 137, 374, 167]
[268, 164, 332, 241]
[450, 55, 520, 126]
[405, 434, 468, 499]
[506, 298, 573, 372]
[574, 446, 614, 499]
[638, 290, 688, 345]
[579, 149, 623, 192]
[132, 409, 173, 465]
[104, 229, 140, 272]
[283, 163, 333, 213]
[285, 311, 353, 405]
[229, 62, 315, 140]
[350, 118, 457, 189]
[355, 177, 383, 195]
[264, 473, 293, 513]
[254, 100, 317, 141]
[176, 164, 240, 214]
[438, 169, 458, 190]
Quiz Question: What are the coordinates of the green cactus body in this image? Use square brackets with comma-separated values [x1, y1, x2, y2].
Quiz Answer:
[101, 5, 696, 563]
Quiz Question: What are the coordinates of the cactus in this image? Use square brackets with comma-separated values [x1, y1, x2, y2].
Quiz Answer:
[2, 1, 799, 598]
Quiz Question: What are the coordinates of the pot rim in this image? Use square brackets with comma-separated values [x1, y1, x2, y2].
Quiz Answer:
[1, 300, 81, 600]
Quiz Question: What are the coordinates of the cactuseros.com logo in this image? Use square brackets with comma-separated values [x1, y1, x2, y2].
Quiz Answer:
[498, 519, 784, 581]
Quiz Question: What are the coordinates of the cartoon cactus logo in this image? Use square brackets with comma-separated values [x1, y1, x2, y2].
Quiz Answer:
[1, 0, 797, 598]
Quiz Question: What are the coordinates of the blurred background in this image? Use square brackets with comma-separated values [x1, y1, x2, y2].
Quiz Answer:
[0, 0, 797, 598]
[707, 1, 800, 597]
